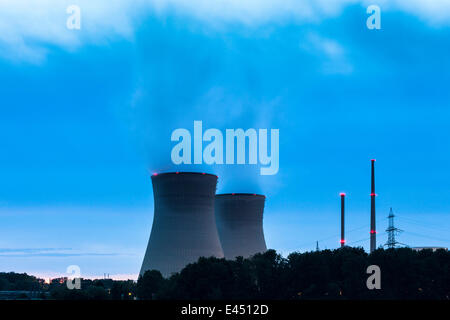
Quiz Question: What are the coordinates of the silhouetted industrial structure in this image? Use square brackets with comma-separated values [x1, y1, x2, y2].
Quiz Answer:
[215, 193, 267, 259]
[385, 208, 404, 249]
[140, 172, 224, 277]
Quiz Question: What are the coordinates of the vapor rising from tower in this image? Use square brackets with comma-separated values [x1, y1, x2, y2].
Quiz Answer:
[370, 159, 376, 253]
[340, 193, 346, 248]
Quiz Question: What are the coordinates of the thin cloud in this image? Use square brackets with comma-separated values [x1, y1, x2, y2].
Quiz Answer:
[0, 248, 128, 257]
[301, 32, 353, 75]
[0, 248, 72, 253]
[376, 0, 450, 26]
[0, 253, 120, 257]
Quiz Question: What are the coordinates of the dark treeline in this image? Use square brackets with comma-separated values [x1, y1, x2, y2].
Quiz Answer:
[0, 272, 44, 291]
[1, 247, 449, 300]
[0, 273, 136, 300]
[138, 247, 450, 300]
[49, 279, 136, 300]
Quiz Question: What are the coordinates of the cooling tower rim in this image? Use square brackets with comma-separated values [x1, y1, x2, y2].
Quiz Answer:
[151, 171, 218, 178]
[216, 193, 266, 198]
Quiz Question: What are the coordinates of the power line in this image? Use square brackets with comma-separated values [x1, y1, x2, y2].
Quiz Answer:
[294, 216, 389, 250]
[402, 231, 450, 244]
[347, 237, 370, 245]
[395, 215, 449, 234]
[347, 231, 388, 246]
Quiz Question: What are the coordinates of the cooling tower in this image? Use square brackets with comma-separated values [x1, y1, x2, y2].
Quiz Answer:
[215, 193, 267, 259]
[140, 172, 224, 277]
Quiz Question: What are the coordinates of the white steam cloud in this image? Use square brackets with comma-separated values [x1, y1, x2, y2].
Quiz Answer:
[0, 0, 449, 62]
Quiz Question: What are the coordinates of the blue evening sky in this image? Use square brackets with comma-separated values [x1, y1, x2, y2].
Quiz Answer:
[0, 1, 449, 279]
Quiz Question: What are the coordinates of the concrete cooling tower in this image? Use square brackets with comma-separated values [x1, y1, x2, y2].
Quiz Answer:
[215, 193, 267, 260]
[140, 172, 224, 277]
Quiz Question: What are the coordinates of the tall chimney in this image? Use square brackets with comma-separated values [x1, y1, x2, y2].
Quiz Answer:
[370, 159, 376, 253]
[340, 193, 346, 248]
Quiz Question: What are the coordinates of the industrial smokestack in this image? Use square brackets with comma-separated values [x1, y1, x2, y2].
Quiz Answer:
[340, 193, 346, 248]
[215, 193, 267, 259]
[370, 159, 376, 253]
[140, 172, 224, 277]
